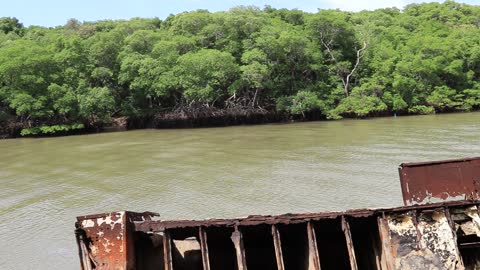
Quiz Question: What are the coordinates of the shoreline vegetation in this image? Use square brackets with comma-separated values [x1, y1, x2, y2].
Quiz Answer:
[1, 1, 480, 138]
[1, 109, 477, 139]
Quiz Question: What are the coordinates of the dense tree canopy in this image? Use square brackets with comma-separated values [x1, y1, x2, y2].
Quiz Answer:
[1, 1, 480, 135]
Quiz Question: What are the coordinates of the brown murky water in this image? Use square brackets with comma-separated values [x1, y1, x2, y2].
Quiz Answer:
[1, 112, 480, 269]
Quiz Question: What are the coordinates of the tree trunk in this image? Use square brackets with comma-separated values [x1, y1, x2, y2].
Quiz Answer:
[342, 41, 368, 97]
[252, 88, 259, 108]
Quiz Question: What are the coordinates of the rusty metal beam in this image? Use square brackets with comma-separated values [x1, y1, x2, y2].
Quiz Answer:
[377, 215, 393, 270]
[341, 216, 358, 270]
[411, 210, 422, 247]
[75, 211, 140, 270]
[370, 227, 382, 270]
[307, 221, 321, 270]
[444, 205, 463, 268]
[163, 230, 173, 270]
[75, 228, 94, 270]
[199, 227, 211, 270]
[135, 200, 480, 233]
[231, 226, 247, 270]
[271, 224, 285, 270]
[444, 207, 455, 230]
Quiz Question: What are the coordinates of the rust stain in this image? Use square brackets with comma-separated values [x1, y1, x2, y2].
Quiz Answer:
[231, 226, 247, 270]
[134, 200, 480, 232]
[341, 216, 358, 270]
[377, 215, 395, 270]
[199, 227, 210, 270]
[75, 211, 157, 270]
[271, 224, 285, 270]
[400, 157, 480, 205]
[77, 212, 127, 269]
[163, 230, 173, 270]
[306, 221, 321, 270]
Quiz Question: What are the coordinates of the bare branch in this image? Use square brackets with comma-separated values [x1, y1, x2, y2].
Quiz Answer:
[318, 31, 337, 64]
[344, 40, 368, 96]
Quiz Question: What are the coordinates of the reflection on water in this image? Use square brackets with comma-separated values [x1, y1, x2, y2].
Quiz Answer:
[1, 112, 480, 269]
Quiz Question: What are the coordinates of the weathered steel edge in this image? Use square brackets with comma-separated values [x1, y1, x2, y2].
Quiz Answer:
[75, 200, 480, 232]
[399, 156, 480, 167]
[75, 211, 159, 222]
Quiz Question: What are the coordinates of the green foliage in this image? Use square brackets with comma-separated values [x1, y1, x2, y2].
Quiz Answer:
[331, 90, 388, 118]
[47, 83, 78, 117]
[427, 85, 462, 111]
[462, 86, 480, 111]
[408, 105, 436, 115]
[1, 1, 480, 136]
[20, 123, 84, 136]
[241, 62, 269, 89]
[383, 92, 408, 111]
[9, 93, 50, 119]
[78, 87, 115, 122]
[91, 67, 114, 86]
[0, 17, 24, 35]
[392, 95, 408, 111]
[276, 91, 325, 117]
[174, 49, 239, 103]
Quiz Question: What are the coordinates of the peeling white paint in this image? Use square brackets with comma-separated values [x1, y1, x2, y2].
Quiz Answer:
[90, 245, 98, 256]
[409, 192, 466, 205]
[427, 194, 466, 204]
[96, 212, 125, 230]
[101, 238, 114, 253]
[387, 213, 417, 237]
[465, 207, 480, 234]
[386, 211, 463, 270]
[417, 211, 462, 270]
[81, 219, 95, 228]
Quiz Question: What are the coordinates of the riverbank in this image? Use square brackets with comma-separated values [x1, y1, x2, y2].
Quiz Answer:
[1, 108, 477, 139]
[0, 107, 316, 138]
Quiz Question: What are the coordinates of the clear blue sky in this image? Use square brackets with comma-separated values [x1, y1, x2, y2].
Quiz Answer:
[2, 0, 479, 27]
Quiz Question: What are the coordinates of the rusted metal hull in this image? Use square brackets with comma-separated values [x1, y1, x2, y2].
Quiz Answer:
[76, 200, 480, 270]
[76, 157, 480, 269]
[399, 157, 480, 206]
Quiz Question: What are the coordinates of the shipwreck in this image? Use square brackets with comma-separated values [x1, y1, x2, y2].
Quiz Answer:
[75, 157, 480, 270]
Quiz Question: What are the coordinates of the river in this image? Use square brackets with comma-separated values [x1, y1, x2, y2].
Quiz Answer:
[1, 112, 480, 269]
